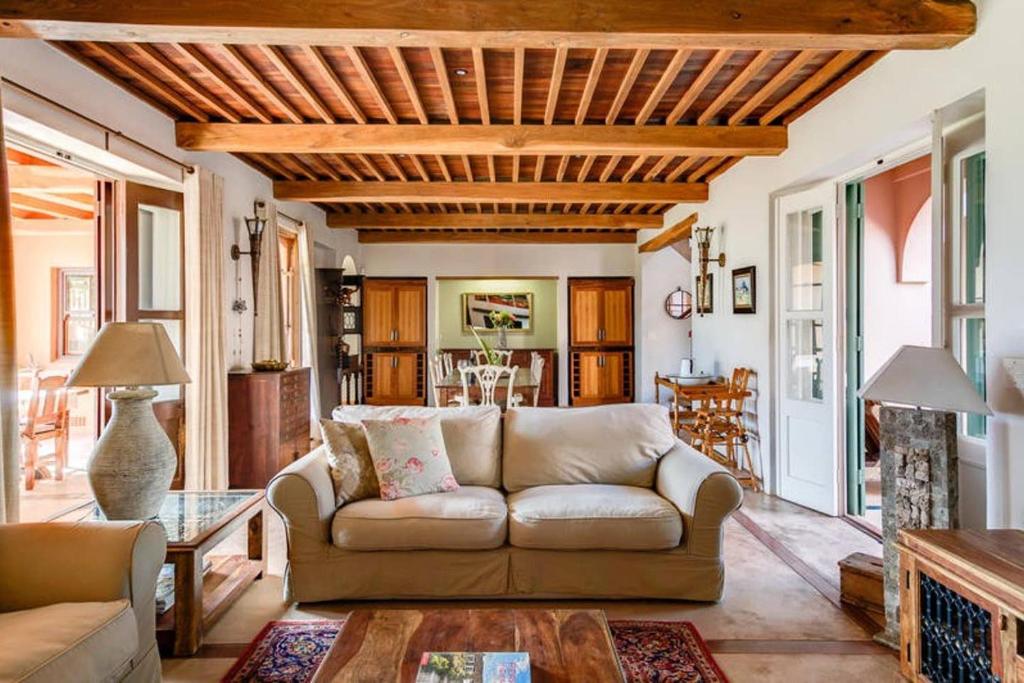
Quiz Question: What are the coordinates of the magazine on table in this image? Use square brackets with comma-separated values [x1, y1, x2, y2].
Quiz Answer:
[415, 652, 530, 683]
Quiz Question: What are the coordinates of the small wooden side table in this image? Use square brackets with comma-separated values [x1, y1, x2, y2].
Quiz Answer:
[51, 490, 267, 656]
[898, 529, 1024, 683]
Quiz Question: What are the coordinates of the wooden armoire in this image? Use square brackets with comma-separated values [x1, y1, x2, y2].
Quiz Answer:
[568, 277, 634, 406]
[363, 278, 427, 405]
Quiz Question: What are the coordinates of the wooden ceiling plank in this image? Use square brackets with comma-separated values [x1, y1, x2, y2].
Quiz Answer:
[219, 44, 303, 122]
[726, 50, 816, 125]
[635, 48, 692, 125]
[512, 155, 521, 182]
[130, 43, 240, 122]
[576, 155, 596, 182]
[387, 46, 426, 124]
[357, 229, 636, 244]
[760, 50, 862, 124]
[429, 46, 460, 124]
[638, 211, 698, 253]
[248, 152, 296, 179]
[87, 42, 210, 121]
[472, 47, 490, 124]
[304, 154, 344, 180]
[258, 44, 334, 123]
[666, 49, 733, 125]
[173, 43, 272, 122]
[409, 154, 431, 181]
[664, 156, 701, 182]
[575, 47, 608, 124]
[302, 45, 367, 123]
[620, 155, 647, 182]
[329, 212, 661, 229]
[275, 179, 708, 203]
[9, 2, 976, 49]
[687, 156, 726, 182]
[355, 153, 387, 181]
[605, 48, 650, 124]
[10, 191, 93, 219]
[513, 47, 525, 125]
[326, 153, 364, 180]
[345, 46, 398, 124]
[642, 155, 674, 182]
[781, 51, 889, 125]
[705, 156, 742, 182]
[697, 49, 774, 125]
[544, 47, 568, 125]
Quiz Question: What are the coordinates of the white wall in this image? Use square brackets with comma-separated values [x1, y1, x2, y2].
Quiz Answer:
[665, 0, 1024, 525]
[0, 40, 361, 368]
[636, 239, 693, 403]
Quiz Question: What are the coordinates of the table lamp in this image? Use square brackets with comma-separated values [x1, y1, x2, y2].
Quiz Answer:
[67, 322, 191, 520]
[858, 344, 990, 647]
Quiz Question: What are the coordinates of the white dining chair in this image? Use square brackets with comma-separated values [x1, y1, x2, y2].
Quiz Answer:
[430, 354, 464, 407]
[472, 348, 513, 367]
[510, 352, 545, 408]
[459, 364, 517, 409]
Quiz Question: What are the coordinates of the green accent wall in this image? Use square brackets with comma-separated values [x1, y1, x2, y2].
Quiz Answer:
[436, 278, 558, 349]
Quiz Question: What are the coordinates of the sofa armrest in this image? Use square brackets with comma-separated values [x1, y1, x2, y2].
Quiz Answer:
[656, 440, 743, 558]
[267, 445, 337, 564]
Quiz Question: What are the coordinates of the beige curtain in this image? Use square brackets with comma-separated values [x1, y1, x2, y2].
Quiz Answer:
[184, 168, 229, 490]
[297, 221, 321, 427]
[0, 95, 18, 522]
[253, 202, 284, 362]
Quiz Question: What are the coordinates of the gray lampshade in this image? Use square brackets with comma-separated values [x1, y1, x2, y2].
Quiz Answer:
[67, 322, 191, 388]
[858, 345, 990, 415]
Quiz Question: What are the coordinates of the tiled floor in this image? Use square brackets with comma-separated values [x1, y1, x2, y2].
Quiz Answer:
[151, 491, 895, 682]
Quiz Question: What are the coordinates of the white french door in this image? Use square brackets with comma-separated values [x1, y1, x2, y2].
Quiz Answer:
[775, 184, 839, 515]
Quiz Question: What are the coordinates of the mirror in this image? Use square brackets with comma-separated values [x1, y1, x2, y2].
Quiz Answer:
[665, 288, 693, 320]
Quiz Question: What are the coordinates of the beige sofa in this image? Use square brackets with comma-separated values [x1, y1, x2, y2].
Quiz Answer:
[268, 403, 743, 603]
[0, 521, 166, 683]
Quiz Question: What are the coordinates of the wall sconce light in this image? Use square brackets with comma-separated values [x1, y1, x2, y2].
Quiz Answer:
[231, 200, 268, 313]
[694, 226, 725, 317]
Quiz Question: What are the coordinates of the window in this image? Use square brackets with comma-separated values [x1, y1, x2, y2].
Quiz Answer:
[951, 150, 986, 438]
[53, 268, 96, 359]
[278, 231, 301, 368]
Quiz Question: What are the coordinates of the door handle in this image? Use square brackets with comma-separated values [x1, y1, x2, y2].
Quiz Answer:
[391, 356, 398, 369]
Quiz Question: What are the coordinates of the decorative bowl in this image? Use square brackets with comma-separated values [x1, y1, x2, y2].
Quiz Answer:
[252, 359, 289, 372]
[670, 373, 712, 386]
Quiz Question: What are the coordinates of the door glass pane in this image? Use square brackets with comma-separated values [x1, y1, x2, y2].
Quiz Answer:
[138, 204, 181, 311]
[786, 207, 824, 311]
[962, 317, 987, 438]
[787, 319, 824, 402]
[960, 152, 985, 304]
[140, 318, 183, 401]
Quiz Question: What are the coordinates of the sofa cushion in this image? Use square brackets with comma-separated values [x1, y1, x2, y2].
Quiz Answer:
[502, 404, 676, 492]
[362, 416, 460, 500]
[319, 419, 379, 506]
[332, 486, 507, 550]
[507, 484, 683, 551]
[333, 405, 502, 487]
[0, 599, 137, 683]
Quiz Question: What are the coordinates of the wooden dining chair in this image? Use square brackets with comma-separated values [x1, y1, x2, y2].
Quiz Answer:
[20, 373, 70, 491]
[459, 364, 518, 410]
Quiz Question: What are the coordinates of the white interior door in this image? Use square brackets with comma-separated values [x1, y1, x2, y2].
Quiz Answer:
[775, 184, 839, 515]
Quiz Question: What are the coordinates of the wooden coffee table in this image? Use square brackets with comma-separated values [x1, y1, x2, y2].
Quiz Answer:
[312, 609, 625, 682]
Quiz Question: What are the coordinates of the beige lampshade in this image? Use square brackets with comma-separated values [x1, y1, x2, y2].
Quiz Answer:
[67, 322, 191, 388]
[858, 345, 991, 415]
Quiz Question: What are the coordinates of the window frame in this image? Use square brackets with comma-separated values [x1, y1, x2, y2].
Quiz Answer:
[278, 229, 302, 368]
[52, 266, 97, 361]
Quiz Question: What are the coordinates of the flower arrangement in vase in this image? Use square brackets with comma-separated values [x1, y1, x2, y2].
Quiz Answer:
[487, 310, 516, 349]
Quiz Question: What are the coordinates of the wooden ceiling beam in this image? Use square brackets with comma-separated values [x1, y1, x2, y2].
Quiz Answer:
[9, 192, 93, 219]
[345, 46, 398, 124]
[4, 1, 976, 49]
[327, 212, 661, 229]
[638, 211, 698, 253]
[176, 123, 788, 157]
[357, 229, 637, 244]
[274, 180, 708, 203]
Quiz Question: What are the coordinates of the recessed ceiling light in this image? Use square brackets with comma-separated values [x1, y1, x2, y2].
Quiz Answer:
[453, 68, 469, 77]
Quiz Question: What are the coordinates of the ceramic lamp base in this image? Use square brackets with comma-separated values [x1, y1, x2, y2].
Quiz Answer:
[87, 388, 176, 520]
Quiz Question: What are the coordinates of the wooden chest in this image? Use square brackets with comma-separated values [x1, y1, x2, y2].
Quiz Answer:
[228, 368, 310, 488]
[838, 552, 884, 614]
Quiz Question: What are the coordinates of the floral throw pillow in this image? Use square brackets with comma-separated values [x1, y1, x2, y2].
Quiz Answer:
[319, 419, 380, 507]
[361, 416, 459, 501]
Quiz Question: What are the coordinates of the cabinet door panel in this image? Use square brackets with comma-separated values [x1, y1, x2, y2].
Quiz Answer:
[602, 352, 627, 400]
[394, 353, 421, 400]
[367, 352, 396, 401]
[363, 282, 395, 346]
[571, 286, 602, 346]
[601, 284, 633, 346]
[573, 352, 604, 403]
[394, 283, 426, 347]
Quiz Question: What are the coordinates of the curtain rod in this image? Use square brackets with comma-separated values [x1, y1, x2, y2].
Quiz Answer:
[1, 77, 194, 175]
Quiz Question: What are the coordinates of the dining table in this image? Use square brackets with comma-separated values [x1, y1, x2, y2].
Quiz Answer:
[654, 372, 750, 433]
[435, 366, 540, 409]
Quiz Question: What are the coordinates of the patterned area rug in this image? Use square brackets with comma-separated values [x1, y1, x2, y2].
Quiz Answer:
[222, 618, 728, 682]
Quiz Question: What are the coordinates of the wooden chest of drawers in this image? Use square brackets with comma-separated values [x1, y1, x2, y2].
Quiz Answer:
[228, 368, 310, 489]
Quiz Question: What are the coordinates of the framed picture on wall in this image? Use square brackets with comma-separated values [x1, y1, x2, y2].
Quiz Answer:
[732, 266, 756, 314]
[462, 292, 534, 332]
[696, 274, 713, 314]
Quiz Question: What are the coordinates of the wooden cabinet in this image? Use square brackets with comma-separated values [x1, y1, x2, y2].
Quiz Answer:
[571, 351, 632, 406]
[366, 352, 425, 405]
[227, 368, 310, 489]
[570, 279, 633, 347]
[363, 278, 426, 347]
[569, 278, 634, 405]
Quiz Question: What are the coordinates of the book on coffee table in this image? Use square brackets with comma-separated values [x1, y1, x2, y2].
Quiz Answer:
[415, 652, 530, 683]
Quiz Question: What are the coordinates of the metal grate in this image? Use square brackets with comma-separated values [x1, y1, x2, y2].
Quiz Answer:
[919, 572, 999, 683]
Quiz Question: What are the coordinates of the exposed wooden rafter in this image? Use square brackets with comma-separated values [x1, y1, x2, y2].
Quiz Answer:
[357, 229, 637, 244]
[638, 211, 698, 252]
[327, 212, 662, 229]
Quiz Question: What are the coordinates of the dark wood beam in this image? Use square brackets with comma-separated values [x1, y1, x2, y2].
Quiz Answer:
[175, 123, 788, 157]
[0, 1, 976, 49]
[328, 212, 662, 229]
[357, 229, 637, 244]
[275, 180, 708, 203]
[638, 212, 698, 253]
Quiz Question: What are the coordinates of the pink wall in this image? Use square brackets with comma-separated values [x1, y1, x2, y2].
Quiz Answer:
[862, 155, 933, 377]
